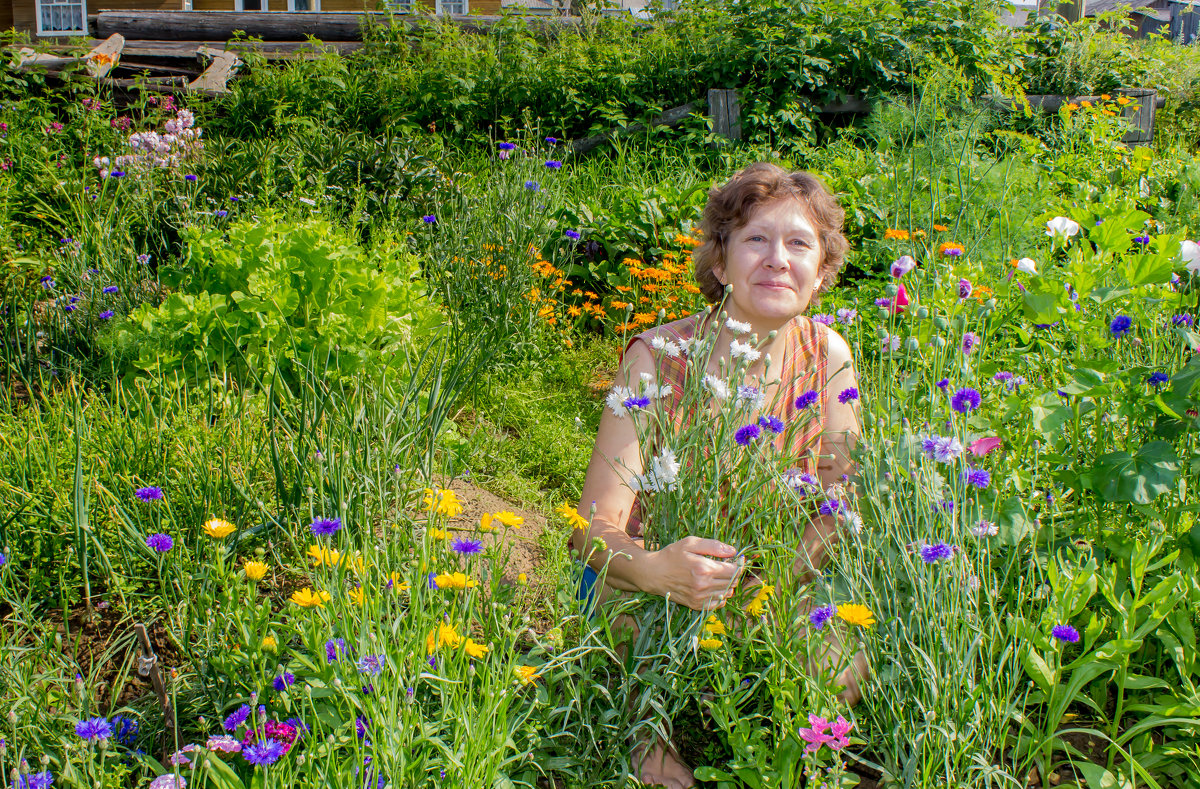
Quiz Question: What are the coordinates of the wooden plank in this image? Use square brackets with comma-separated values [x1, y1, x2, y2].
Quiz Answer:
[708, 88, 740, 141]
[94, 11, 589, 41]
[85, 33, 124, 78]
[188, 46, 240, 94]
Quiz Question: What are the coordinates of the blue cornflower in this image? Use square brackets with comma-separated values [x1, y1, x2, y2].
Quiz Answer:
[758, 415, 785, 434]
[818, 499, 843, 516]
[497, 142, 516, 150]
[734, 423, 761, 446]
[357, 654, 385, 676]
[621, 395, 651, 412]
[224, 704, 251, 732]
[272, 672, 295, 692]
[15, 771, 54, 789]
[837, 387, 859, 404]
[111, 715, 139, 746]
[524, 180, 539, 192]
[1171, 314, 1194, 327]
[544, 160, 562, 169]
[951, 388, 981, 414]
[243, 738, 285, 766]
[1147, 372, 1170, 387]
[935, 378, 949, 389]
[214, 210, 228, 218]
[102, 285, 118, 294]
[545, 136, 558, 144]
[1110, 315, 1133, 338]
[874, 297, 891, 308]
[961, 468, 991, 489]
[919, 542, 954, 563]
[794, 390, 819, 409]
[939, 499, 955, 513]
[809, 605, 838, 630]
[325, 638, 346, 662]
[356, 715, 370, 739]
[184, 174, 198, 182]
[1133, 235, 1150, 245]
[451, 537, 484, 556]
[0, 552, 6, 566]
[422, 215, 436, 224]
[309, 517, 342, 536]
[135, 486, 163, 501]
[99, 310, 114, 320]
[1051, 624, 1080, 643]
[145, 533, 173, 553]
[993, 371, 1012, 383]
[565, 229, 581, 240]
[40, 276, 56, 290]
[75, 717, 112, 741]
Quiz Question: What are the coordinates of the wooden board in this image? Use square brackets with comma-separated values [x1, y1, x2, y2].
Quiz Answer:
[85, 33, 124, 78]
[188, 46, 240, 94]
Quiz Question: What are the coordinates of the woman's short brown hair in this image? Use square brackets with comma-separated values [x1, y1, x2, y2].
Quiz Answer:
[692, 163, 849, 303]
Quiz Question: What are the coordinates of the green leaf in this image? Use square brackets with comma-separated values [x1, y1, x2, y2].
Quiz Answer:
[1072, 760, 1132, 789]
[694, 767, 736, 781]
[1021, 648, 1055, 693]
[1092, 441, 1181, 504]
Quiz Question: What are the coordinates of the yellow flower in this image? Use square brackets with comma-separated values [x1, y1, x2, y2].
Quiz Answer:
[515, 665, 540, 685]
[703, 615, 727, 636]
[422, 488, 463, 517]
[307, 545, 341, 567]
[244, 561, 268, 581]
[555, 503, 588, 530]
[290, 587, 330, 608]
[463, 639, 489, 659]
[744, 584, 774, 618]
[1116, 96, 1130, 105]
[1080, 100, 1092, 108]
[202, 518, 236, 539]
[1100, 93, 1111, 101]
[429, 528, 449, 541]
[426, 622, 462, 654]
[347, 586, 364, 606]
[261, 635, 277, 651]
[433, 571, 477, 590]
[698, 638, 723, 650]
[517, 572, 528, 586]
[388, 572, 410, 592]
[492, 511, 523, 528]
[883, 228, 910, 241]
[837, 604, 876, 628]
[479, 513, 496, 532]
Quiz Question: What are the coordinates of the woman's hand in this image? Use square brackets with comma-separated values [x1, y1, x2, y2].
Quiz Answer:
[648, 537, 744, 611]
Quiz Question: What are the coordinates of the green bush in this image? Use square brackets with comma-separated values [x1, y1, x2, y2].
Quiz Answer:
[116, 215, 441, 385]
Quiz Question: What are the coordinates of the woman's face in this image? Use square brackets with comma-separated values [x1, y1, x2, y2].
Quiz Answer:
[713, 198, 823, 329]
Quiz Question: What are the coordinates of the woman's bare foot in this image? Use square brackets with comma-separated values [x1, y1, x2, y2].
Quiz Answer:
[633, 737, 695, 789]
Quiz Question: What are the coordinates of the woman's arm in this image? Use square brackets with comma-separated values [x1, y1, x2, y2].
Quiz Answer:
[572, 340, 741, 611]
[796, 327, 861, 578]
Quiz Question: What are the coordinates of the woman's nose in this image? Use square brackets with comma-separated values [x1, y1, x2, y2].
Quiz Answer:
[763, 239, 790, 269]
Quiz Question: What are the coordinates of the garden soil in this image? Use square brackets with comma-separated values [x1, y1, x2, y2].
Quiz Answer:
[439, 478, 553, 588]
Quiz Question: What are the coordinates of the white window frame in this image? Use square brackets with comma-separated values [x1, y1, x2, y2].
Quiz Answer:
[35, 0, 88, 36]
[233, 0, 322, 9]
[436, 0, 467, 13]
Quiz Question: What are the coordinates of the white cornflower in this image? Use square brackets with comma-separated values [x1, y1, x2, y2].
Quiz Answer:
[736, 385, 765, 410]
[630, 448, 681, 494]
[703, 375, 730, 401]
[729, 340, 761, 363]
[649, 335, 683, 358]
[725, 317, 752, 334]
[844, 510, 863, 534]
[972, 520, 998, 538]
[605, 385, 635, 418]
[639, 374, 672, 400]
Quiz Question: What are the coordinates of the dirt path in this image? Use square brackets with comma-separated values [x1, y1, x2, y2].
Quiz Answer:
[439, 478, 558, 587]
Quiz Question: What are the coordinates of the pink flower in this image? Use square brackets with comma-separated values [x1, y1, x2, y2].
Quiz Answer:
[798, 714, 834, 752]
[968, 436, 1002, 456]
[891, 283, 910, 315]
[829, 715, 853, 750]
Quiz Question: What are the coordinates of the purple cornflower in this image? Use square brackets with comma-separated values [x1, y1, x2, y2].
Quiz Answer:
[961, 468, 991, 489]
[939, 499, 955, 513]
[1133, 235, 1150, 245]
[214, 210, 228, 218]
[102, 285, 118, 294]
[428, 655, 438, 669]
[15, 772, 54, 789]
[621, 395, 651, 412]
[1171, 314, 1194, 327]
[795, 390, 819, 409]
[135, 486, 163, 501]
[961, 332, 980, 355]
[734, 423, 762, 446]
[41, 276, 55, 290]
[811, 313, 835, 326]
[758, 415, 785, 434]
[1051, 624, 1080, 644]
[224, 704, 251, 732]
[837, 387, 859, 404]
[809, 605, 838, 630]
[243, 738, 285, 766]
[356, 715, 370, 739]
[309, 517, 342, 536]
[497, 142, 516, 150]
[545, 136, 558, 144]
[146, 533, 173, 553]
[544, 160, 562, 169]
[137, 253, 151, 265]
[951, 388, 981, 414]
[957, 278, 972, 299]
[874, 297, 891, 308]
[75, 717, 112, 741]
[565, 229, 581, 240]
[422, 215, 436, 224]
[819, 499, 843, 516]
[450, 537, 484, 556]
[272, 672, 295, 692]
[922, 434, 962, 463]
[836, 307, 857, 324]
[993, 371, 1012, 383]
[357, 654, 385, 676]
[919, 542, 953, 563]
[935, 378, 949, 389]
[524, 180, 539, 191]
[325, 638, 346, 662]
[184, 174, 198, 182]
[1110, 315, 1133, 338]
[99, 310, 114, 320]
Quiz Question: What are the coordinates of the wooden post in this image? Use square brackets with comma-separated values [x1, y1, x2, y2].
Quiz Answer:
[708, 88, 741, 142]
[134, 623, 176, 762]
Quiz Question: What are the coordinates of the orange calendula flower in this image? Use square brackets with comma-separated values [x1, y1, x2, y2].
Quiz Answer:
[1116, 96, 1130, 105]
[515, 665, 540, 684]
[883, 228, 910, 241]
[555, 503, 588, 530]
[464, 639, 489, 659]
[1080, 100, 1092, 108]
[938, 241, 965, 257]
[290, 587, 331, 608]
[1065, 103, 1079, 111]
[1100, 93, 1111, 101]
[932, 224, 949, 232]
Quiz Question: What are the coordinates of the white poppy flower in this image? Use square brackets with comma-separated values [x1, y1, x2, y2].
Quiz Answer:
[1015, 257, 1038, 275]
[1045, 217, 1081, 239]
[1182, 240, 1200, 274]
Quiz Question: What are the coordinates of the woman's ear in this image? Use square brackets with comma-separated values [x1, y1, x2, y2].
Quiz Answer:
[714, 265, 726, 286]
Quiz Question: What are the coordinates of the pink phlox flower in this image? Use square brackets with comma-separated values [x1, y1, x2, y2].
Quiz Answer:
[798, 714, 835, 752]
[829, 715, 853, 750]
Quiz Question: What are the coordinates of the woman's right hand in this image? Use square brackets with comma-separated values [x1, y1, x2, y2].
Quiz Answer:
[648, 537, 743, 611]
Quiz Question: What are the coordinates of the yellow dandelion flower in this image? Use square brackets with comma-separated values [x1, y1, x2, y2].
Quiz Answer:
[837, 604, 876, 628]
[515, 665, 540, 685]
[244, 561, 268, 581]
[745, 584, 774, 617]
[290, 587, 330, 608]
[433, 571, 477, 590]
[388, 572, 410, 592]
[463, 639, 489, 659]
[555, 503, 588, 530]
[698, 638, 723, 650]
[202, 518, 236, 539]
[479, 513, 496, 532]
[703, 615, 727, 636]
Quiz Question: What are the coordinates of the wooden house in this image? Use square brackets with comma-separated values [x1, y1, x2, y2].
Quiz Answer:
[2, 0, 504, 37]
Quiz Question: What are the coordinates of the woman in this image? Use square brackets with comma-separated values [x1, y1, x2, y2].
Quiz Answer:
[571, 162, 863, 789]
